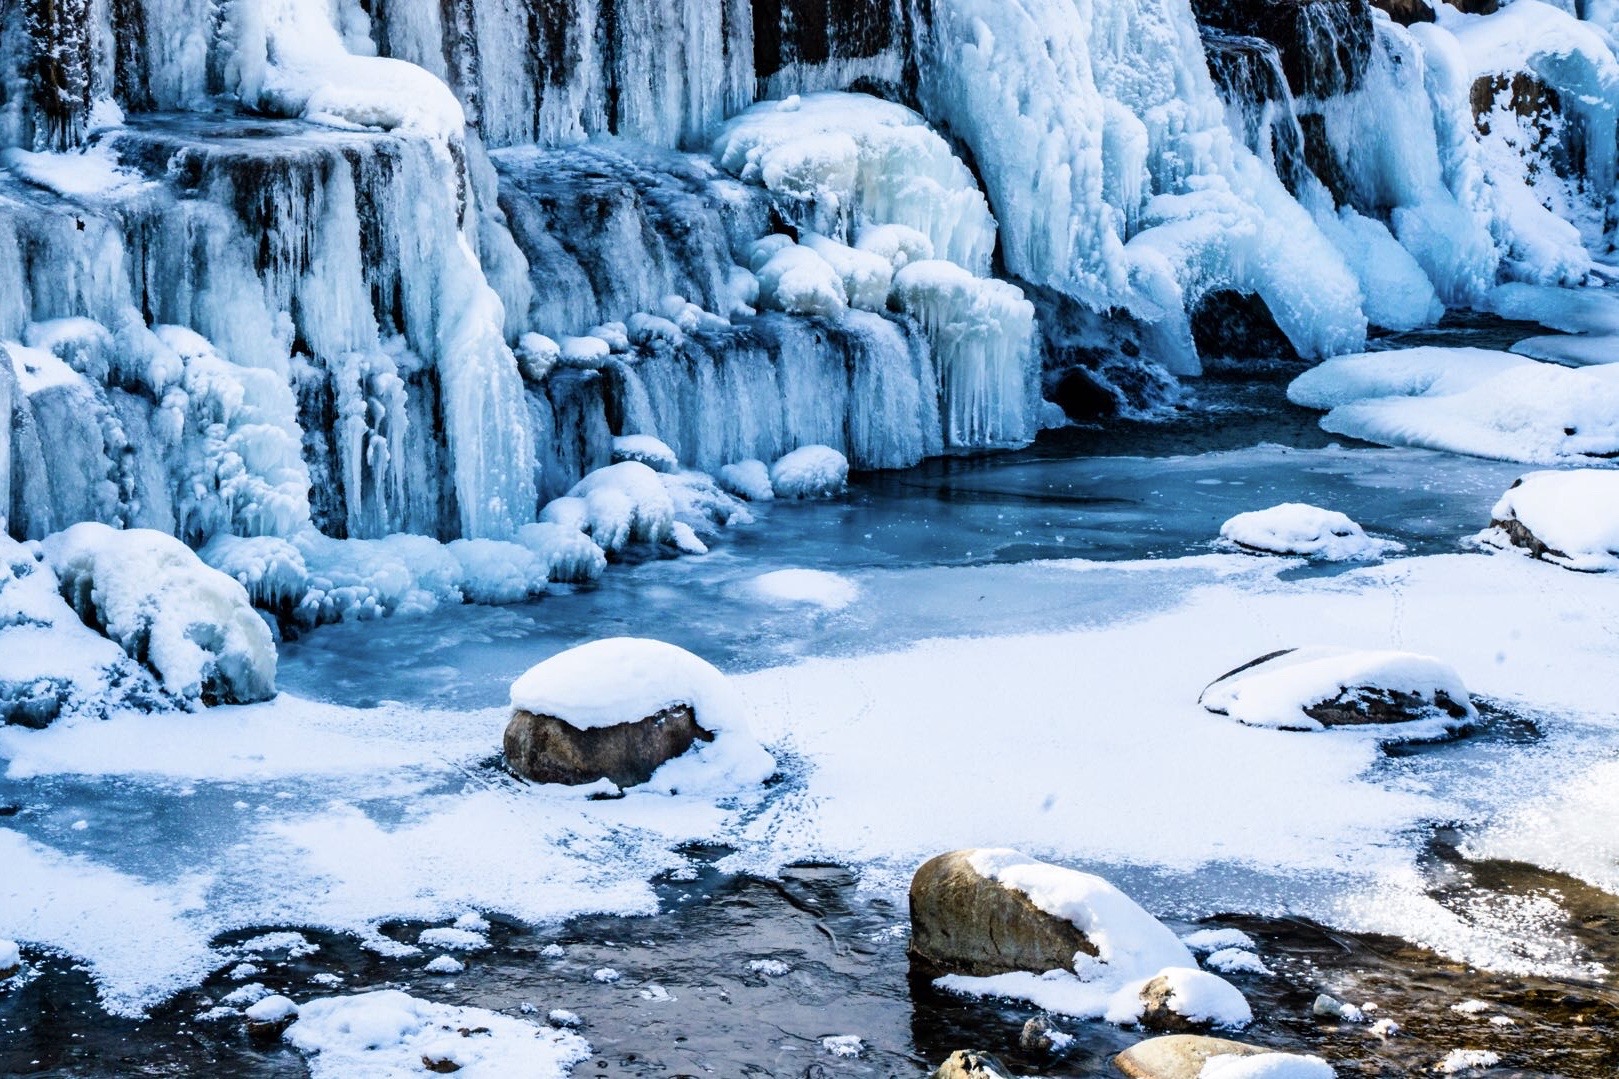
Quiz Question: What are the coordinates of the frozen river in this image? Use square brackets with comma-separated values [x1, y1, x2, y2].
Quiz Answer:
[3, 364, 1618, 1076]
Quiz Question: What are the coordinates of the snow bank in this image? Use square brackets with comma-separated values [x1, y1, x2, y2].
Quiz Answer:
[1220, 505, 1400, 562]
[747, 569, 860, 610]
[509, 638, 775, 794]
[770, 446, 849, 499]
[713, 93, 998, 274]
[42, 524, 276, 705]
[284, 990, 590, 1078]
[1478, 470, 1619, 572]
[1289, 348, 1619, 463]
[1199, 1054, 1335, 1079]
[1200, 646, 1477, 737]
[935, 849, 1249, 1027]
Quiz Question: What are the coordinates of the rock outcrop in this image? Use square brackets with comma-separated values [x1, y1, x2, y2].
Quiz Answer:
[504, 703, 714, 787]
[909, 850, 1097, 977]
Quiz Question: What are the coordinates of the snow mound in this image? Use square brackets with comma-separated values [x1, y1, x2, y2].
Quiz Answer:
[1204, 949, 1273, 977]
[563, 462, 678, 554]
[1220, 504, 1401, 562]
[0, 536, 166, 726]
[1435, 1049, 1501, 1074]
[1478, 470, 1619, 572]
[1485, 284, 1619, 337]
[0, 938, 20, 973]
[935, 849, 1248, 1027]
[514, 523, 607, 585]
[283, 990, 590, 1078]
[1182, 929, 1256, 956]
[750, 239, 847, 318]
[1200, 646, 1477, 738]
[447, 539, 548, 605]
[770, 446, 849, 499]
[508, 638, 775, 795]
[1199, 1054, 1335, 1079]
[717, 460, 774, 502]
[42, 523, 276, 705]
[747, 569, 860, 610]
[1288, 349, 1619, 463]
[611, 435, 679, 474]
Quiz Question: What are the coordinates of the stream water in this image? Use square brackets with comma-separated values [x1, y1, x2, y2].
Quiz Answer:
[2, 320, 1617, 1076]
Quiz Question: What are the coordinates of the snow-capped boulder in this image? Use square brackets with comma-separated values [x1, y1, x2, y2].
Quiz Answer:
[1200, 647, 1477, 737]
[770, 446, 849, 499]
[611, 434, 679, 474]
[505, 638, 774, 793]
[1, 535, 168, 726]
[244, 994, 299, 1039]
[1219, 504, 1401, 561]
[0, 939, 20, 978]
[919, 850, 1250, 1027]
[40, 524, 276, 706]
[1134, 969, 1254, 1033]
[1116, 1036, 1334, 1079]
[1478, 470, 1619, 572]
[909, 850, 1099, 978]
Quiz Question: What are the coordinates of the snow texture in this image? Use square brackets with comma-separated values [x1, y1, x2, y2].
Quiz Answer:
[1435, 1049, 1502, 1074]
[716, 461, 774, 502]
[283, 990, 590, 1078]
[1199, 1055, 1335, 1079]
[747, 570, 860, 610]
[509, 638, 775, 795]
[1199, 646, 1477, 737]
[1220, 504, 1401, 562]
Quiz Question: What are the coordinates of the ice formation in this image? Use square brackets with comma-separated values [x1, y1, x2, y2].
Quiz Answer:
[769, 446, 850, 499]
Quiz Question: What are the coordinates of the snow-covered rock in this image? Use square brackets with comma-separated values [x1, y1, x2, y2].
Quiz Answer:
[1200, 647, 1476, 738]
[1198, 1053, 1335, 1079]
[1434, 1049, 1501, 1074]
[1, 535, 167, 726]
[42, 523, 276, 705]
[1477, 471, 1619, 572]
[505, 638, 774, 793]
[717, 460, 774, 502]
[770, 446, 849, 499]
[1288, 348, 1619, 463]
[0, 938, 20, 977]
[1219, 504, 1401, 562]
[563, 462, 677, 554]
[917, 849, 1248, 1027]
[747, 569, 860, 610]
[283, 990, 590, 1078]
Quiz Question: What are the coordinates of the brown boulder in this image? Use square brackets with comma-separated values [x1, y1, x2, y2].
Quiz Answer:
[1139, 975, 1214, 1033]
[503, 703, 713, 787]
[908, 851, 1097, 977]
[1116, 1035, 1270, 1079]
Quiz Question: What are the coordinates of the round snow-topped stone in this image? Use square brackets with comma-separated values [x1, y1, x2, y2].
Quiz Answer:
[611, 434, 679, 473]
[1219, 503, 1399, 561]
[505, 638, 774, 793]
[1481, 469, 1619, 572]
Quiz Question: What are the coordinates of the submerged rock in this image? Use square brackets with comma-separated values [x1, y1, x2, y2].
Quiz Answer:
[909, 850, 1097, 977]
[1117, 1035, 1266, 1078]
[505, 703, 714, 787]
[1200, 647, 1476, 736]
[933, 1049, 1013, 1078]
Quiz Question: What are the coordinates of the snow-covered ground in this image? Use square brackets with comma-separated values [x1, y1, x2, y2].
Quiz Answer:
[3, 493, 1617, 1016]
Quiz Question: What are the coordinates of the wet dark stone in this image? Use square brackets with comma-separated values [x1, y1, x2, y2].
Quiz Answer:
[1049, 366, 1120, 423]
[504, 702, 715, 787]
[1190, 0, 1375, 98]
[1190, 290, 1301, 363]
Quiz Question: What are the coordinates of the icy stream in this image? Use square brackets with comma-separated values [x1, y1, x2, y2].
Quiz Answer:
[4, 357, 1619, 1075]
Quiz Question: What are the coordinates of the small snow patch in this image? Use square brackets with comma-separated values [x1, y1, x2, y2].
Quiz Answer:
[1204, 948, 1273, 976]
[748, 959, 791, 976]
[593, 968, 621, 984]
[747, 569, 860, 610]
[1220, 504, 1400, 562]
[1199, 1053, 1336, 1078]
[770, 446, 849, 499]
[1435, 1049, 1501, 1073]
[822, 1034, 863, 1057]
[424, 956, 464, 975]
[418, 927, 488, 952]
[1182, 928, 1256, 956]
